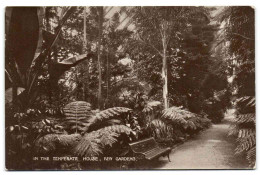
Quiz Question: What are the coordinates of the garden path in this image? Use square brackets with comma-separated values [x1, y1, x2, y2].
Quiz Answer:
[151, 115, 250, 169]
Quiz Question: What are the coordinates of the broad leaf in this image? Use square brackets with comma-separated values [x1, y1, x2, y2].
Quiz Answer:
[49, 53, 95, 83]
[5, 87, 25, 104]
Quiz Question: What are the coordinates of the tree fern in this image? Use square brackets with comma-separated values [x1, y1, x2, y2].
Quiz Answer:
[142, 101, 161, 113]
[161, 106, 189, 125]
[73, 125, 133, 157]
[236, 113, 255, 124]
[161, 106, 198, 127]
[34, 134, 81, 154]
[236, 129, 255, 153]
[148, 119, 173, 138]
[62, 101, 93, 133]
[160, 106, 211, 133]
[247, 146, 256, 167]
[231, 96, 256, 167]
[85, 107, 132, 132]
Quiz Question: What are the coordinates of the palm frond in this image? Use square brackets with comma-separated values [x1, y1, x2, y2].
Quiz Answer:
[74, 125, 133, 157]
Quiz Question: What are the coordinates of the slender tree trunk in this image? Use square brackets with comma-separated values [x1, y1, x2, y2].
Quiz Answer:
[46, 8, 53, 105]
[83, 6, 88, 101]
[97, 7, 103, 109]
[162, 44, 168, 109]
[161, 23, 168, 109]
[106, 47, 110, 105]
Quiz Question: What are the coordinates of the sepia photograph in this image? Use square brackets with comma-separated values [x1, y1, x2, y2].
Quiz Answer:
[5, 6, 255, 170]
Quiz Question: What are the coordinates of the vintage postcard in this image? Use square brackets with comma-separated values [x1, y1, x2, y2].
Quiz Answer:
[5, 6, 255, 170]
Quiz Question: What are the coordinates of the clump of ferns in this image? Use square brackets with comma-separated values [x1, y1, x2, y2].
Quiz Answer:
[146, 106, 212, 146]
[229, 96, 255, 168]
[33, 105, 138, 158]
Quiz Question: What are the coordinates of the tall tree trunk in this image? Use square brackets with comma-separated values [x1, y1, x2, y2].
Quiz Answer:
[46, 7, 53, 105]
[106, 47, 110, 107]
[162, 24, 168, 109]
[83, 6, 88, 101]
[97, 7, 103, 109]
[162, 45, 168, 109]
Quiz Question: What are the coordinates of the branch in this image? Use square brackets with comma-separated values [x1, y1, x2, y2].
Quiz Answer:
[213, 38, 226, 49]
[137, 33, 163, 57]
[232, 32, 254, 41]
[49, 7, 76, 50]
[218, 27, 254, 41]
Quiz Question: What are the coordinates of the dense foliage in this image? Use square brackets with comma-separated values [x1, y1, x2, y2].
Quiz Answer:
[5, 6, 254, 169]
[218, 7, 255, 167]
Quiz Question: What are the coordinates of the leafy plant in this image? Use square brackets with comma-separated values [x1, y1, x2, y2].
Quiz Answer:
[5, 7, 95, 170]
[62, 101, 93, 134]
[74, 125, 134, 157]
[33, 105, 135, 159]
[218, 6, 255, 167]
[229, 96, 255, 167]
[85, 107, 133, 132]
[145, 106, 211, 147]
[34, 133, 82, 154]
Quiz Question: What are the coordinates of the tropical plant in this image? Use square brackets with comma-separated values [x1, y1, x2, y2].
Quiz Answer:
[34, 133, 82, 154]
[74, 125, 134, 157]
[62, 101, 93, 134]
[229, 96, 255, 168]
[5, 7, 94, 110]
[5, 7, 95, 170]
[161, 106, 211, 131]
[85, 107, 133, 132]
[33, 105, 135, 160]
[146, 106, 211, 146]
[218, 6, 255, 167]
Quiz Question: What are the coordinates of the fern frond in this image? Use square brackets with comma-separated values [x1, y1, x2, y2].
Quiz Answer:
[100, 125, 134, 135]
[236, 96, 255, 114]
[142, 101, 161, 113]
[63, 101, 92, 117]
[161, 106, 199, 126]
[85, 107, 132, 132]
[236, 96, 255, 108]
[236, 113, 255, 124]
[74, 125, 133, 157]
[232, 96, 256, 167]
[160, 106, 211, 132]
[62, 101, 93, 133]
[247, 146, 256, 168]
[185, 119, 197, 130]
[161, 106, 188, 125]
[148, 119, 173, 138]
[235, 129, 255, 153]
[228, 124, 240, 136]
[34, 134, 81, 154]
[96, 107, 132, 118]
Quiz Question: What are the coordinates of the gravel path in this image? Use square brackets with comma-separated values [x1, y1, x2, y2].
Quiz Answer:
[151, 119, 250, 169]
